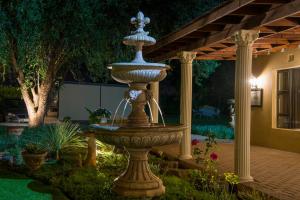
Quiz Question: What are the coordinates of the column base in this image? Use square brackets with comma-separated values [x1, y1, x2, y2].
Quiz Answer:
[113, 148, 165, 198]
[239, 176, 254, 183]
[179, 154, 193, 160]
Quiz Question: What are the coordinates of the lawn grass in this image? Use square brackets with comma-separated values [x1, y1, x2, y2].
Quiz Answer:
[0, 164, 69, 200]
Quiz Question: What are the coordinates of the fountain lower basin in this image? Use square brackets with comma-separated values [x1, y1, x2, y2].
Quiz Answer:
[87, 124, 184, 198]
[89, 124, 183, 148]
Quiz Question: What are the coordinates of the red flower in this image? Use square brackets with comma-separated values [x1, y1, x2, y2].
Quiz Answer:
[191, 139, 200, 146]
[210, 152, 218, 161]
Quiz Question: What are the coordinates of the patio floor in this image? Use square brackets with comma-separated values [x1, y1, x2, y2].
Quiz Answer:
[153, 142, 300, 200]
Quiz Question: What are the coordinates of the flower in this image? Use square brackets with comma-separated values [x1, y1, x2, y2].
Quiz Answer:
[192, 139, 200, 146]
[210, 152, 218, 161]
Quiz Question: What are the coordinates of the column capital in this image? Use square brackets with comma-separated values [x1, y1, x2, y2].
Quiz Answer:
[232, 30, 259, 46]
[177, 51, 197, 64]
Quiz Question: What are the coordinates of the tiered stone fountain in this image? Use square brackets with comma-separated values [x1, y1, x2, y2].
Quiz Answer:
[91, 12, 185, 198]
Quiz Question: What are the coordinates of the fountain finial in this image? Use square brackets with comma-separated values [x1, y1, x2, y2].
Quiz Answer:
[130, 11, 150, 34]
[123, 11, 155, 47]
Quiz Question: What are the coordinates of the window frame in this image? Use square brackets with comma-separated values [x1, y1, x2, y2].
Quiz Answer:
[276, 68, 300, 129]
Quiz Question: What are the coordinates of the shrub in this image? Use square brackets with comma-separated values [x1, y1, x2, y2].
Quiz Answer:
[0, 86, 21, 100]
[60, 167, 116, 200]
[192, 125, 234, 139]
[20, 126, 48, 153]
[44, 122, 87, 160]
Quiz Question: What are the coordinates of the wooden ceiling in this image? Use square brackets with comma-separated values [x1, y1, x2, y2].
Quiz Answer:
[144, 0, 300, 61]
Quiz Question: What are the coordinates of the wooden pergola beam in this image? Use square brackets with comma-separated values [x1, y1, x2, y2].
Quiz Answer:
[144, 0, 256, 55]
[148, 0, 300, 61]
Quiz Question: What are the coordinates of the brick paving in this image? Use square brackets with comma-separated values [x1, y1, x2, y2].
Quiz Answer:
[153, 143, 300, 200]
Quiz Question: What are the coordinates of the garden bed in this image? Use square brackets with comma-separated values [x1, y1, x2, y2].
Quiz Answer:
[1, 148, 275, 200]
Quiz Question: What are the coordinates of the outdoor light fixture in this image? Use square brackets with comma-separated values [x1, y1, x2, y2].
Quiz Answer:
[250, 75, 263, 107]
[250, 76, 259, 89]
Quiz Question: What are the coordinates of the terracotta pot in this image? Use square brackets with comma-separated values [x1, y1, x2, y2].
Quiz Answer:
[22, 151, 47, 170]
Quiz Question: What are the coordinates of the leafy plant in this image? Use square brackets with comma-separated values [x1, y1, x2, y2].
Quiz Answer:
[192, 125, 234, 139]
[44, 122, 86, 160]
[85, 107, 112, 124]
[21, 126, 48, 148]
[23, 143, 45, 154]
[204, 133, 218, 156]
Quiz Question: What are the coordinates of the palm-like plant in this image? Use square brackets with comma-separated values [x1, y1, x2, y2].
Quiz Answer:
[45, 121, 86, 160]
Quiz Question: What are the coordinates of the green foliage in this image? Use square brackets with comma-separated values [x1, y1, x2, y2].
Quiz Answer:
[97, 151, 127, 173]
[17, 147, 268, 200]
[32, 162, 74, 184]
[20, 126, 48, 153]
[224, 172, 239, 186]
[0, 0, 100, 83]
[0, 126, 7, 135]
[192, 125, 234, 139]
[20, 122, 86, 158]
[160, 176, 206, 200]
[60, 167, 115, 200]
[0, 130, 17, 151]
[0, 86, 22, 114]
[85, 107, 112, 124]
[44, 122, 86, 159]
[23, 143, 45, 154]
[0, 86, 21, 99]
[193, 60, 221, 87]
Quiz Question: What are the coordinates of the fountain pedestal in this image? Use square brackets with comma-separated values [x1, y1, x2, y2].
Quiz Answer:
[114, 148, 165, 197]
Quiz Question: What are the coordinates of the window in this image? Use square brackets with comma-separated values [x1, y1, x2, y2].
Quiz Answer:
[277, 68, 300, 129]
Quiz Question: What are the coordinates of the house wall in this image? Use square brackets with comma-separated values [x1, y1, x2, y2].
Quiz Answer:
[251, 48, 300, 153]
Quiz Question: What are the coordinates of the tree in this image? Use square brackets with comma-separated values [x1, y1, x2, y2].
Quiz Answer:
[0, 0, 100, 127]
[0, 0, 226, 127]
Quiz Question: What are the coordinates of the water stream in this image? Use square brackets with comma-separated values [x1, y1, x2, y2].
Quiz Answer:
[111, 98, 126, 126]
[147, 101, 154, 123]
[121, 99, 130, 124]
[152, 98, 166, 127]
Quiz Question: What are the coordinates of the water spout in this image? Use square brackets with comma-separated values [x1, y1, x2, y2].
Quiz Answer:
[112, 98, 126, 126]
[152, 98, 165, 127]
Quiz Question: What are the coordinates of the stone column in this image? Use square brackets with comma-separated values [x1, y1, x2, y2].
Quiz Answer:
[232, 30, 259, 182]
[177, 51, 196, 160]
[150, 82, 159, 123]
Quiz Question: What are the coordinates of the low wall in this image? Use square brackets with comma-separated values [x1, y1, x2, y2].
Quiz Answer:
[58, 82, 130, 121]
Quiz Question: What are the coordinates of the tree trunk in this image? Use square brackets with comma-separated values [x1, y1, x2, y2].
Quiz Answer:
[21, 81, 53, 128]
[9, 38, 59, 128]
[28, 111, 46, 127]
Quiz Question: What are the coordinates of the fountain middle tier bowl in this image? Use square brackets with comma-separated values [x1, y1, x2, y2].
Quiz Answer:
[109, 62, 170, 84]
[88, 124, 184, 148]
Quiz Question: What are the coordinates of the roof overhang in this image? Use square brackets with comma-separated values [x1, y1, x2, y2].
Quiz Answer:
[144, 0, 300, 61]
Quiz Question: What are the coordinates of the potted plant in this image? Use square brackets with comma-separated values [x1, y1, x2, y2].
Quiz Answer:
[86, 107, 111, 124]
[22, 143, 47, 170]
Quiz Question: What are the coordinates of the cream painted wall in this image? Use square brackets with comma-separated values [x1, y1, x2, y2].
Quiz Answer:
[252, 48, 300, 153]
